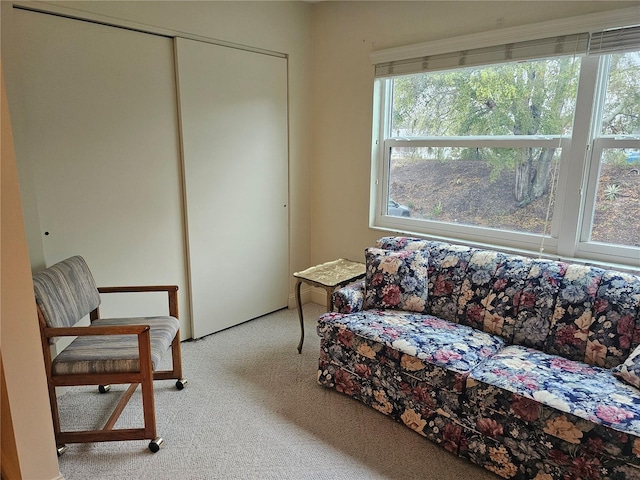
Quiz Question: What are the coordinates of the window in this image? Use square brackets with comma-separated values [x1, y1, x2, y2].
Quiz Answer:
[371, 22, 640, 268]
[582, 52, 640, 251]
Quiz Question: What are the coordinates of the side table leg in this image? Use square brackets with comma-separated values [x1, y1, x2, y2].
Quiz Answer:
[326, 287, 334, 312]
[295, 279, 304, 354]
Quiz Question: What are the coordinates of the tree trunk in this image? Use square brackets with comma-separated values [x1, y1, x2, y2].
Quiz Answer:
[514, 148, 555, 207]
[532, 148, 555, 198]
[515, 153, 533, 206]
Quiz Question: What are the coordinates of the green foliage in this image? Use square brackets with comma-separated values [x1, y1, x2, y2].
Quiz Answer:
[431, 201, 443, 217]
[605, 184, 622, 201]
[601, 53, 640, 136]
[392, 57, 581, 140]
[391, 52, 639, 206]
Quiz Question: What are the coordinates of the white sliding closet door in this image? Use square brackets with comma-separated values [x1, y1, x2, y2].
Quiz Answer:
[7, 10, 189, 332]
[175, 38, 289, 338]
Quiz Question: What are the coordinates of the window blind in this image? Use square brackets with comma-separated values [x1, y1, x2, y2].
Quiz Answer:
[374, 33, 589, 78]
[588, 25, 640, 55]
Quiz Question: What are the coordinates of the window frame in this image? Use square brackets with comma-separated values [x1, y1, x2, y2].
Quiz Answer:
[370, 16, 640, 269]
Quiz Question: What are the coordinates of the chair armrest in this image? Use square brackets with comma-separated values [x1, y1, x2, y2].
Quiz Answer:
[43, 324, 150, 339]
[332, 279, 365, 314]
[97, 285, 178, 294]
[93, 285, 179, 319]
[43, 325, 153, 376]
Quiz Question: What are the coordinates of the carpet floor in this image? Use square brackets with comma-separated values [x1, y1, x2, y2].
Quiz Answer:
[57, 303, 497, 480]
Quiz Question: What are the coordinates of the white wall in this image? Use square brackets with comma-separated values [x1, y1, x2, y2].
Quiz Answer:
[310, 1, 640, 266]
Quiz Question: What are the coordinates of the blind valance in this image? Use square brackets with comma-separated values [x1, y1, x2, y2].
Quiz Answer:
[588, 25, 640, 55]
[374, 33, 588, 78]
[374, 25, 639, 79]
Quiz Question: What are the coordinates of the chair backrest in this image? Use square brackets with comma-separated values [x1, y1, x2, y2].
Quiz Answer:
[33, 256, 101, 334]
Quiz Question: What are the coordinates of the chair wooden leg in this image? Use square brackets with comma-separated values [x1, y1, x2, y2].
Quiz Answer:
[153, 332, 186, 387]
[139, 331, 158, 442]
[47, 385, 61, 435]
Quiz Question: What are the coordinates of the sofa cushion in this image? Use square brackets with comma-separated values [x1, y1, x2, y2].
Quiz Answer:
[476, 255, 533, 343]
[588, 270, 640, 369]
[511, 260, 568, 352]
[375, 236, 442, 252]
[543, 264, 604, 364]
[455, 250, 507, 332]
[467, 345, 640, 439]
[363, 248, 430, 313]
[318, 310, 505, 392]
[427, 243, 478, 324]
[613, 344, 640, 390]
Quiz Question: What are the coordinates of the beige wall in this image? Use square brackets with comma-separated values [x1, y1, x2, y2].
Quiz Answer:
[2, 0, 314, 306]
[1, 3, 638, 478]
[310, 1, 640, 266]
[1, 65, 62, 480]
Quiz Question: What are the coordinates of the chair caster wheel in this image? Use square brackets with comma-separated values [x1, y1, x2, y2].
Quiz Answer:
[176, 378, 188, 390]
[57, 445, 68, 457]
[149, 437, 164, 453]
[98, 384, 111, 393]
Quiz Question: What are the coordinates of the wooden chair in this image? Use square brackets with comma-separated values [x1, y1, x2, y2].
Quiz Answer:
[32, 256, 187, 454]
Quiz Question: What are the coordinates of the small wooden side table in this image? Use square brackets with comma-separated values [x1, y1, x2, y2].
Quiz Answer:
[293, 258, 366, 353]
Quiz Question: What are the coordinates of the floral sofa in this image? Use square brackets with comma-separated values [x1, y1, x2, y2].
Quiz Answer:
[317, 236, 640, 480]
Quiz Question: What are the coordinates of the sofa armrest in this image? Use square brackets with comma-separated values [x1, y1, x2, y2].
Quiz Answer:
[332, 280, 365, 314]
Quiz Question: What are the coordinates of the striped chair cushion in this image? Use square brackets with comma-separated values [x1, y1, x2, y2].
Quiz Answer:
[52, 316, 179, 375]
[33, 256, 101, 330]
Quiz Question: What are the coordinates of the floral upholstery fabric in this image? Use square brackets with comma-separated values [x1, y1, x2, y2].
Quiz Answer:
[544, 264, 604, 363]
[614, 344, 640, 390]
[332, 280, 365, 314]
[589, 271, 640, 368]
[463, 345, 640, 479]
[455, 250, 508, 331]
[375, 236, 442, 252]
[427, 244, 478, 323]
[467, 345, 640, 439]
[480, 255, 533, 342]
[318, 355, 468, 453]
[363, 248, 430, 313]
[318, 310, 504, 392]
[318, 237, 640, 480]
[510, 260, 568, 351]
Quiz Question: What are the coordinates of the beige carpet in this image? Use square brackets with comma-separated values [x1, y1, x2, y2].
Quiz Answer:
[57, 303, 497, 480]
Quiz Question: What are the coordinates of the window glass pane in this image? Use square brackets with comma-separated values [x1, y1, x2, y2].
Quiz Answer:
[589, 148, 640, 247]
[391, 57, 580, 137]
[388, 146, 561, 234]
[600, 51, 640, 136]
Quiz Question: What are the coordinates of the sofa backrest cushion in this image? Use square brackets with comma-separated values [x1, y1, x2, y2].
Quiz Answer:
[454, 249, 508, 332]
[425, 243, 478, 324]
[363, 248, 430, 313]
[587, 271, 640, 368]
[543, 264, 604, 363]
[375, 236, 640, 368]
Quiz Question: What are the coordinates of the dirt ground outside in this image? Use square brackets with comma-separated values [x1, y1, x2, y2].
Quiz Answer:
[389, 159, 640, 248]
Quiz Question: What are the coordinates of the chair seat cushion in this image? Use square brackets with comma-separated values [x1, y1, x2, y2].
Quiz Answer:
[52, 316, 179, 375]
